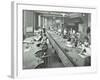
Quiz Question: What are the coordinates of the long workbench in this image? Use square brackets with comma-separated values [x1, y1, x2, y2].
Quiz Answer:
[46, 31, 91, 67]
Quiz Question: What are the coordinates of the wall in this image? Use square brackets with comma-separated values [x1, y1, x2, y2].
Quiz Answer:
[0, 0, 100, 80]
[23, 10, 34, 36]
[24, 10, 34, 30]
[23, 10, 40, 38]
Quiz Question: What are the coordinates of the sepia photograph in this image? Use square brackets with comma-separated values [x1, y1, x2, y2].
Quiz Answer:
[22, 10, 91, 69]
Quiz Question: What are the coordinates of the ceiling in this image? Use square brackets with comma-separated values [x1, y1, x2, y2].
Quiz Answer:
[34, 10, 83, 18]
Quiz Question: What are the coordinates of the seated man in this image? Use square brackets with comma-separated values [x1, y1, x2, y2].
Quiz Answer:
[36, 33, 48, 57]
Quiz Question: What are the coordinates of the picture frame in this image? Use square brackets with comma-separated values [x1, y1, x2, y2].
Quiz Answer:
[11, 1, 97, 78]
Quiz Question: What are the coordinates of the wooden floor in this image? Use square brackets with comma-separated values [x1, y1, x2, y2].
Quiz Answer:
[46, 43, 64, 68]
[36, 42, 64, 69]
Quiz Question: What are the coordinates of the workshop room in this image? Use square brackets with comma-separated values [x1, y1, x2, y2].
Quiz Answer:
[22, 10, 91, 69]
